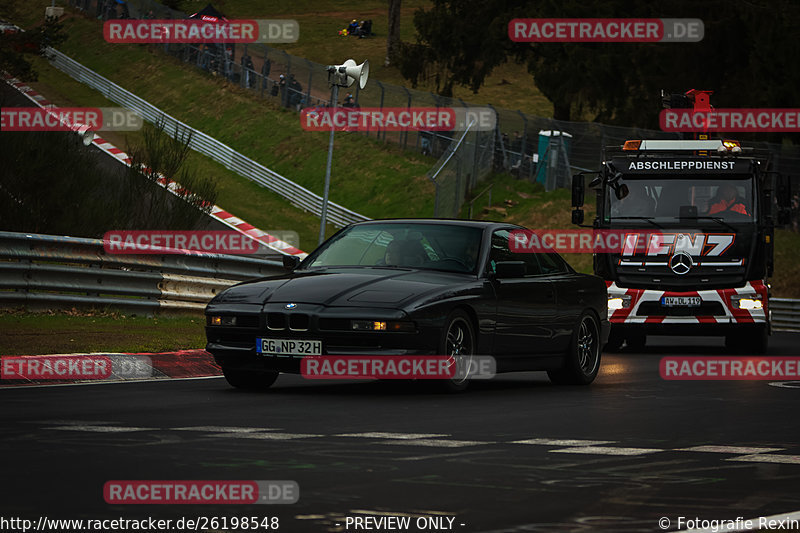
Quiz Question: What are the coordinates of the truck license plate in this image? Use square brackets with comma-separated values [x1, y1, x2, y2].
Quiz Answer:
[661, 296, 701, 307]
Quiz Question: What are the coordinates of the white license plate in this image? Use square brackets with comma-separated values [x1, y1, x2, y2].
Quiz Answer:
[661, 296, 701, 307]
[256, 338, 321, 357]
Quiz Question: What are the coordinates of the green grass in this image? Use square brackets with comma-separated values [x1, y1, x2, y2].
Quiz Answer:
[177, 0, 554, 116]
[0, 311, 205, 355]
[14, 2, 437, 248]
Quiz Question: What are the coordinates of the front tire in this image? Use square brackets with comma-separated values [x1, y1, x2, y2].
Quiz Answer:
[222, 368, 279, 390]
[437, 310, 475, 393]
[548, 312, 601, 385]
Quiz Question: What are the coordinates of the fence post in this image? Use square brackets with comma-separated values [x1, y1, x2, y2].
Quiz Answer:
[376, 81, 385, 141]
[455, 157, 462, 218]
[283, 52, 292, 108]
[304, 59, 313, 110]
[402, 86, 411, 149]
[517, 110, 529, 178]
[461, 98, 479, 190]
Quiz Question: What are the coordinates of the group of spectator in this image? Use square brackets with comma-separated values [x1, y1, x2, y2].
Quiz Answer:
[343, 19, 374, 38]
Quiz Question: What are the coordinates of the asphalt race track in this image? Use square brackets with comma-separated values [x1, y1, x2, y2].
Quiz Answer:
[1, 334, 799, 533]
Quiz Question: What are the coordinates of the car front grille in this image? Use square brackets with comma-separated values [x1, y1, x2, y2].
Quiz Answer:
[267, 312, 310, 331]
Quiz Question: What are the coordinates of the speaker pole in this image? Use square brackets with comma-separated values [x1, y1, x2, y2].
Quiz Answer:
[318, 83, 339, 245]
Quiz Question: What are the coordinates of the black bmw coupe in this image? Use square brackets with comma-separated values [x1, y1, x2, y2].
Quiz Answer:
[205, 219, 609, 391]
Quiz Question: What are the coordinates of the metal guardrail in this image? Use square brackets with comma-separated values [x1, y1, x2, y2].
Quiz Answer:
[3, 231, 799, 325]
[0, 231, 284, 314]
[46, 48, 370, 228]
[772, 298, 800, 333]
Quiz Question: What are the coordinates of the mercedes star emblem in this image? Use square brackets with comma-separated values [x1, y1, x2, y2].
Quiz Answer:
[669, 251, 693, 275]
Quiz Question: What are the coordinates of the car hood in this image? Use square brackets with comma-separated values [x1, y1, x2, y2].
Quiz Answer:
[213, 268, 470, 308]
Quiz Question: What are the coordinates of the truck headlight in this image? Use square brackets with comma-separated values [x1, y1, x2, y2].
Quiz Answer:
[608, 295, 632, 311]
[731, 295, 763, 310]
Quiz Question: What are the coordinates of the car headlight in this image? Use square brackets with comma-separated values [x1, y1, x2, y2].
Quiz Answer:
[608, 295, 632, 311]
[731, 295, 763, 310]
[208, 315, 237, 326]
[351, 320, 415, 332]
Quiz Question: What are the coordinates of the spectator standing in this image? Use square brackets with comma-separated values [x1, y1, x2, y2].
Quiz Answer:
[278, 74, 287, 103]
[241, 53, 255, 88]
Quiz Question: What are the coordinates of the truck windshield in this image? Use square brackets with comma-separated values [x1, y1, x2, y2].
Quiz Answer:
[607, 176, 755, 223]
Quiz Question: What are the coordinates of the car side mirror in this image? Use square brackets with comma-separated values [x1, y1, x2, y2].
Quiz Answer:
[283, 255, 300, 271]
[494, 261, 526, 278]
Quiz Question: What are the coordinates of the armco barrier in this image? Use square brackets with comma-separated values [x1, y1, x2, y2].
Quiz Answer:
[771, 298, 800, 333]
[46, 48, 369, 228]
[0, 231, 284, 314]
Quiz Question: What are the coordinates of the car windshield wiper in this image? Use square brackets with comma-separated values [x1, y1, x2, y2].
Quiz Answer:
[672, 216, 737, 232]
[610, 216, 663, 229]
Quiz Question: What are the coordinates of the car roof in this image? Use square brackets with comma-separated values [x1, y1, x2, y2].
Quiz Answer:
[350, 218, 523, 231]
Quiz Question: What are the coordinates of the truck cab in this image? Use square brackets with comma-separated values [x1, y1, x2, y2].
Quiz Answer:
[572, 139, 791, 353]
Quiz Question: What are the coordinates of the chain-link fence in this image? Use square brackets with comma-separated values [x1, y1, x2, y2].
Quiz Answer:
[427, 121, 495, 218]
[68, 0, 800, 225]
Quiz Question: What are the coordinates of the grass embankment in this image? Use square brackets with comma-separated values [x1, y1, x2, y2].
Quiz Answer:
[213, 0, 554, 116]
[0, 311, 205, 356]
[13, 1, 438, 249]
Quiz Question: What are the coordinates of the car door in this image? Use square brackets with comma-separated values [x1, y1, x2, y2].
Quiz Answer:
[488, 229, 558, 356]
[535, 251, 581, 353]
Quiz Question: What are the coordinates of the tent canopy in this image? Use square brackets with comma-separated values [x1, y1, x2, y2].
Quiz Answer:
[188, 3, 228, 21]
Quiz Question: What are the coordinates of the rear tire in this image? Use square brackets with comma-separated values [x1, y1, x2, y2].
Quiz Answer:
[222, 368, 279, 390]
[548, 312, 601, 385]
[437, 310, 475, 393]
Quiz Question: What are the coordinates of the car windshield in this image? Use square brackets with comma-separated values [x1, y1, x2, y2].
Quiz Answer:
[608, 176, 755, 223]
[302, 223, 484, 273]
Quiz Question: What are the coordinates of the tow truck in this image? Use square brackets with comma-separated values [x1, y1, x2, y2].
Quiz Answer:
[570, 93, 792, 353]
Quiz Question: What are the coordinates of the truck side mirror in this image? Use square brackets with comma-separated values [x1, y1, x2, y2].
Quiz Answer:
[615, 183, 629, 200]
[571, 174, 585, 207]
[572, 209, 584, 225]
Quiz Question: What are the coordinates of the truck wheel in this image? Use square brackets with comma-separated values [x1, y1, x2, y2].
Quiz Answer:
[548, 312, 601, 385]
[222, 368, 279, 390]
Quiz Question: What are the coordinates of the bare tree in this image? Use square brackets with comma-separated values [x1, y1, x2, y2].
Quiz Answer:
[385, 0, 402, 66]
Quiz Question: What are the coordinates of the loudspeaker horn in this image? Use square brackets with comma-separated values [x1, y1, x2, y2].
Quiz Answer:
[340, 59, 369, 89]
